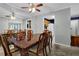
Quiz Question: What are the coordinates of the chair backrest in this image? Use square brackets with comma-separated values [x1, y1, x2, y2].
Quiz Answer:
[7, 30, 13, 37]
[37, 33, 49, 53]
[43, 32, 49, 46]
[48, 31, 53, 39]
[27, 30, 33, 41]
[17, 31, 25, 41]
[0, 34, 12, 56]
[44, 30, 53, 43]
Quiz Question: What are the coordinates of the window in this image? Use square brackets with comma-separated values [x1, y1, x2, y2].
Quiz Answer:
[8, 23, 21, 32]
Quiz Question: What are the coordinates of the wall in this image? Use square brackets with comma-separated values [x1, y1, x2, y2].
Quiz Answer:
[31, 16, 44, 34]
[22, 20, 27, 29]
[77, 20, 79, 35]
[54, 8, 71, 45]
[0, 19, 7, 33]
[0, 18, 23, 34]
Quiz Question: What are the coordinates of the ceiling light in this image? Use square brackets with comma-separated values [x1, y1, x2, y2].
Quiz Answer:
[29, 8, 32, 12]
[11, 15, 16, 20]
[32, 8, 35, 12]
[11, 12, 16, 20]
[52, 16, 55, 19]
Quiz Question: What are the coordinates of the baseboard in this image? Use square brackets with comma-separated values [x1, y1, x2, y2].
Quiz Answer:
[55, 43, 71, 47]
[54, 42, 79, 49]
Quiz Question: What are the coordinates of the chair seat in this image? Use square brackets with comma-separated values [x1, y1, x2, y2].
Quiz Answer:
[9, 45, 14, 49]
[29, 45, 44, 56]
[29, 45, 37, 53]
[9, 44, 18, 53]
[10, 48, 18, 53]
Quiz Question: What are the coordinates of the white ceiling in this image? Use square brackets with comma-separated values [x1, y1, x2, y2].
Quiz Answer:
[0, 3, 79, 20]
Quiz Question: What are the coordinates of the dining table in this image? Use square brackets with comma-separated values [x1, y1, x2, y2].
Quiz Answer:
[10, 34, 40, 56]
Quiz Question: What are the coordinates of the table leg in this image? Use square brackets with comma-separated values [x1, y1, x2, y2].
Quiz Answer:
[19, 48, 29, 56]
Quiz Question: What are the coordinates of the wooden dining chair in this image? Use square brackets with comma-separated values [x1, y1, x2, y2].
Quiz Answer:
[29, 33, 48, 56]
[42, 30, 53, 54]
[44, 31, 53, 53]
[27, 30, 33, 41]
[0, 34, 12, 56]
[17, 31, 25, 41]
[0, 34, 19, 56]
[48, 31, 53, 48]
[7, 30, 19, 53]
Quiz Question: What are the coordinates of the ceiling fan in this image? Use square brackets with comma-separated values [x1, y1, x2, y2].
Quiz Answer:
[21, 3, 43, 13]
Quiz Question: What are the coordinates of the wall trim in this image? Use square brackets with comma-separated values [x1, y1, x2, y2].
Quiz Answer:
[55, 43, 71, 47]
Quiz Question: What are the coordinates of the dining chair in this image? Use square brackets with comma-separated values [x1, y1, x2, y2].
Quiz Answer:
[0, 34, 19, 56]
[48, 31, 53, 48]
[45, 31, 53, 53]
[29, 33, 48, 56]
[16, 31, 30, 56]
[17, 31, 25, 41]
[0, 34, 12, 56]
[27, 30, 33, 41]
[42, 30, 53, 54]
[7, 30, 19, 53]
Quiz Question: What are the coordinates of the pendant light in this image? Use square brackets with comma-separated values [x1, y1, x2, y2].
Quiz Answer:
[11, 12, 16, 20]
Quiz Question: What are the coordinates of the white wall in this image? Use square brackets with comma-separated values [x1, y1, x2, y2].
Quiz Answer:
[77, 20, 79, 35]
[54, 8, 71, 45]
[22, 20, 27, 29]
[0, 20, 7, 33]
[31, 16, 44, 34]
[0, 19, 23, 34]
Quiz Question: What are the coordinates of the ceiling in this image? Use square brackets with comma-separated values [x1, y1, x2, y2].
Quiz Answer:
[0, 3, 79, 20]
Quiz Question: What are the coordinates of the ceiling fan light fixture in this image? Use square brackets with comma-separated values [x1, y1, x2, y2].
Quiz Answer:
[21, 3, 42, 13]
[11, 12, 16, 20]
[32, 8, 35, 12]
[11, 15, 16, 20]
[29, 8, 32, 11]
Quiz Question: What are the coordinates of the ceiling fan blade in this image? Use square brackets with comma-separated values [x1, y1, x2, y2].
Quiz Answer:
[36, 9, 40, 12]
[36, 4, 43, 7]
[5, 15, 10, 17]
[21, 7, 29, 9]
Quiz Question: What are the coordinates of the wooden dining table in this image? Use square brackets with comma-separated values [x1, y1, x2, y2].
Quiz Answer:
[10, 34, 40, 56]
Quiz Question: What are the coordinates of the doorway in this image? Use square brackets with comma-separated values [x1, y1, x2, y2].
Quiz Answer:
[44, 17, 55, 44]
